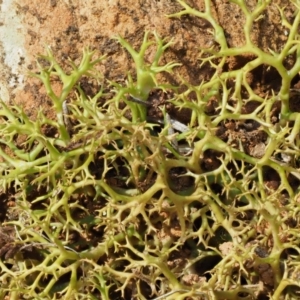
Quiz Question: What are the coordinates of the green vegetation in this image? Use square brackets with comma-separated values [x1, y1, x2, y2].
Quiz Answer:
[1, 0, 300, 299]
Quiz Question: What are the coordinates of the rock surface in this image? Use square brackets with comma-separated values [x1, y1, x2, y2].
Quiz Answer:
[0, 0, 297, 112]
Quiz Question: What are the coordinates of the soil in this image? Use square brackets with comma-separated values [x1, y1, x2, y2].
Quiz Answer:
[10, 0, 298, 116]
[1, 0, 300, 299]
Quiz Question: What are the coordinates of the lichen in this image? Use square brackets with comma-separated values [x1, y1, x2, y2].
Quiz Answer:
[0, 1, 300, 299]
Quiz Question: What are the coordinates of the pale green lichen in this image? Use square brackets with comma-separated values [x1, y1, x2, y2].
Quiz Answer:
[0, 1, 300, 299]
